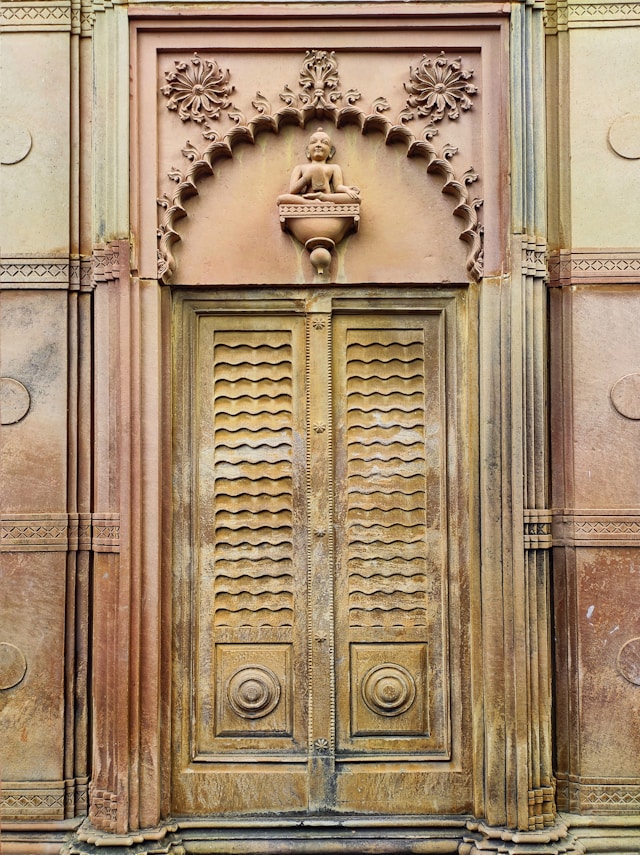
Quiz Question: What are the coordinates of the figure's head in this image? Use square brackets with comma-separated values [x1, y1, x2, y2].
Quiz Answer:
[306, 128, 335, 162]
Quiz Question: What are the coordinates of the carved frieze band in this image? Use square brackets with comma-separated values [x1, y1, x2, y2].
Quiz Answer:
[0, 1, 97, 33]
[0, 257, 94, 291]
[0, 514, 119, 552]
[548, 250, 640, 286]
[553, 510, 640, 546]
[524, 510, 553, 549]
[92, 514, 121, 552]
[1, 3, 74, 31]
[545, 1, 640, 32]
[92, 242, 126, 283]
[521, 237, 548, 279]
[0, 245, 126, 290]
[88, 786, 118, 832]
[556, 775, 640, 813]
[527, 786, 556, 831]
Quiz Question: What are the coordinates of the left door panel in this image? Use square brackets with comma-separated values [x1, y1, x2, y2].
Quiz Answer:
[172, 302, 309, 815]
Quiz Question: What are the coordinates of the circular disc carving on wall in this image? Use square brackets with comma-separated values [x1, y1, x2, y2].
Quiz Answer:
[610, 373, 640, 420]
[0, 121, 33, 165]
[226, 665, 281, 719]
[617, 638, 640, 686]
[361, 663, 416, 717]
[0, 643, 28, 690]
[0, 378, 31, 425]
[608, 115, 640, 160]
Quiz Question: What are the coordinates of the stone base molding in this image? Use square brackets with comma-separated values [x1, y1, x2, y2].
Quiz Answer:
[461, 821, 585, 855]
[63, 817, 475, 855]
[62, 820, 183, 855]
[564, 817, 640, 855]
[59, 817, 592, 855]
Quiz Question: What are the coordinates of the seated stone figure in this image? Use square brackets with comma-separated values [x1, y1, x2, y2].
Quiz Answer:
[277, 128, 360, 205]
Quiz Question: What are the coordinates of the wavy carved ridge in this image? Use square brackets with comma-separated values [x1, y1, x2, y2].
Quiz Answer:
[212, 331, 295, 630]
[345, 331, 431, 629]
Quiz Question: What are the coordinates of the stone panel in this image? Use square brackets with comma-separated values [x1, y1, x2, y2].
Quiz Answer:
[0, 552, 66, 791]
[569, 28, 640, 248]
[0, 33, 71, 255]
[566, 287, 640, 509]
[0, 291, 68, 512]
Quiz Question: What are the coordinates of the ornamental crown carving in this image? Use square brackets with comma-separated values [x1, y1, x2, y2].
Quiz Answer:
[157, 49, 484, 284]
[298, 50, 342, 108]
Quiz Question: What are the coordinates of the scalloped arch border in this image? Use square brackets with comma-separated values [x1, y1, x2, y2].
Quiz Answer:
[157, 97, 484, 283]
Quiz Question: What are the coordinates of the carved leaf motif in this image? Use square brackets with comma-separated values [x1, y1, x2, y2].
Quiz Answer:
[228, 108, 247, 126]
[344, 89, 362, 106]
[422, 123, 439, 141]
[405, 52, 477, 122]
[462, 167, 479, 185]
[279, 84, 300, 108]
[202, 124, 221, 141]
[161, 52, 234, 124]
[181, 140, 202, 162]
[299, 50, 342, 108]
[252, 92, 272, 115]
[370, 96, 390, 114]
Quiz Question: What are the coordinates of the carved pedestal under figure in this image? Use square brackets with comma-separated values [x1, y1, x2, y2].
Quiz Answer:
[277, 128, 360, 274]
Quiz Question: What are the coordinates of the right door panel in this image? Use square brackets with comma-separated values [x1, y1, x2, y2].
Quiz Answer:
[332, 301, 474, 814]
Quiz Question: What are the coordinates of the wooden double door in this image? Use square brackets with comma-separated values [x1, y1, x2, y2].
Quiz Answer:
[172, 288, 476, 817]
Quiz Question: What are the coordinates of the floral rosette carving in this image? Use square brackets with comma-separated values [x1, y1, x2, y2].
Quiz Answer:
[405, 52, 477, 122]
[161, 52, 234, 123]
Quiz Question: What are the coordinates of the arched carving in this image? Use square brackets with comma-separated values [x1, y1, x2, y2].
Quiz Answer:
[158, 50, 484, 283]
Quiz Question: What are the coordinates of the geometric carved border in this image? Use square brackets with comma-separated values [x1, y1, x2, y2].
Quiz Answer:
[0, 256, 94, 291]
[0, 782, 66, 821]
[0, 513, 119, 552]
[0, 514, 70, 551]
[525, 509, 553, 549]
[553, 510, 640, 546]
[545, 2, 640, 33]
[92, 514, 121, 553]
[521, 237, 548, 279]
[556, 775, 640, 814]
[548, 250, 640, 287]
[0, 3, 72, 32]
[0, 257, 70, 288]
[0, 2, 98, 33]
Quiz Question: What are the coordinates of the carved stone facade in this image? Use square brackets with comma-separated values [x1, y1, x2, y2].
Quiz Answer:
[1, 1, 640, 854]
